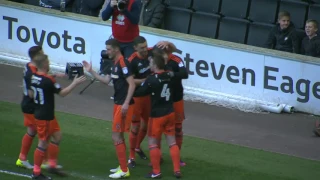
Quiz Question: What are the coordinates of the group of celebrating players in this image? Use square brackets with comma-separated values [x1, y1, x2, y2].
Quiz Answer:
[16, 35, 188, 180]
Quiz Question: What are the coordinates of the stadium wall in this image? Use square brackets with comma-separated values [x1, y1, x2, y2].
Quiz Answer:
[1, 0, 320, 115]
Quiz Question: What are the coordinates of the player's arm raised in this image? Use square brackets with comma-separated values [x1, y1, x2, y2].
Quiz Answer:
[175, 61, 188, 79]
[58, 75, 86, 97]
[83, 60, 112, 84]
[156, 41, 182, 54]
[170, 56, 189, 79]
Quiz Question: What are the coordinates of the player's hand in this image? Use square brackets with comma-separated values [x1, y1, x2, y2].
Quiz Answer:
[82, 60, 92, 72]
[121, 103, 129, 116]
[157, 41, 170, 50]
[168, 71, 174, 77]
[110, 0, 117, 7]
[73, 74, 87, 85]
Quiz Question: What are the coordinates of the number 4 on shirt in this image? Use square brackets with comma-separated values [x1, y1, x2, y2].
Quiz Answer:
[161, 84, 170, 101]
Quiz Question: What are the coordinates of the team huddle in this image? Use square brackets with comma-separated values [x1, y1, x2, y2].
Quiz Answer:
[16, 36, 188, 179]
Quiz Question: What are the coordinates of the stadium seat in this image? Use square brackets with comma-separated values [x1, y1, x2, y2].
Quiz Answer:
[308, 4, 320, 26]
[247, 22, 275, 48]
[164, 0, 192, 8]
[163, 7, 192, 34]
[218, 17, 250, 44]
[24, 0, 39, 6]
[279, 0, 308, 29]
[248, 0, 278, 24]
[220, 0, 250, 19]
[192, 0, 221, 14]
[189, 12, 220, 39]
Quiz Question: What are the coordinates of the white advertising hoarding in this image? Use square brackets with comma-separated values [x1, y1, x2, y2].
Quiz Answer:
[0, 5, 319, 115]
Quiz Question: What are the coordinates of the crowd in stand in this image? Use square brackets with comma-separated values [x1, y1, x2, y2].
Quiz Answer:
[266, 11, 320, 57]
[8, 0, 165, 28]
[6, 0, 320, 58]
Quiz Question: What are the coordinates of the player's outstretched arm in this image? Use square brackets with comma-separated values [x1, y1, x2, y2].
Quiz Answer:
[174, 64, 189, 79]
[134, 77, 152, 97]
[134, 78, 146, 86]
[83, 60, 111, 84]
[59, 75, 86, 97]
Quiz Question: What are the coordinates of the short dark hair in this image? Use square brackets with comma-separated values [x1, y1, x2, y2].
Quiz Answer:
[152, 54, 165, 70]
[28, 46, 42, 59]
[133, 36, 147, 46]
[306, 19, 319, 29]
[105, 39, 120, 50]
[33, 54, 48, 70]
[278, 11, 290, 20]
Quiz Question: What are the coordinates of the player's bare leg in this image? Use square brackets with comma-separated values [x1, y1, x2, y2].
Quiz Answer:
[46, 131, 67, 177]
[135, 120, 148, 159]
[110, 132, 130, 179]
[16, 126, 36, 169]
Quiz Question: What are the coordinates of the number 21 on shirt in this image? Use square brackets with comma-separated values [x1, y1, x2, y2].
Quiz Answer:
[31, 86, 44, 105]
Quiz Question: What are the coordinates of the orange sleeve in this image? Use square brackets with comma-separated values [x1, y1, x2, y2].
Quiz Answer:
[128, 52, 137, 63]
[119, 56, 133, 77]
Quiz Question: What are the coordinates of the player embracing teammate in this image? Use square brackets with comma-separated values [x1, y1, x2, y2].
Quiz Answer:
[127, 36, 189, 178]
[82, 36, 188, 178]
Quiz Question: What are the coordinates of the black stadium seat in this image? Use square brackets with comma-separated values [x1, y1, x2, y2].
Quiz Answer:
[164, 7, 192, 34]
[308, 4, 320, 26]
[189, 12, 220, 39]
[218, 17, 250, 44]
[279, 0, 308, 29]
[24, 0, 39, 6]
[192, 0, 221, 14]
[164, 0, 192, 8]
[247, 22, 275, 47]
[220, 0, 250, 19]
[248, 0, 278, 24]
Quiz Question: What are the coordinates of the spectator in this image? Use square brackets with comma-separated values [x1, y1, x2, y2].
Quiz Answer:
[101, 0, 140, 59]
[99, 0, 110, 17]
[70, 0, 105, 17]
[138, 0, 165, 28]
[301, 19, 320, 57]
[265, 11, 300, 54]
